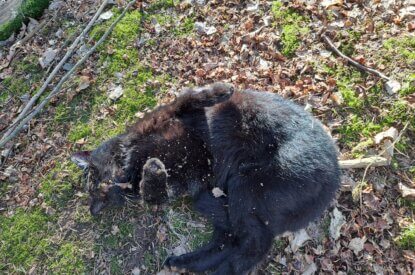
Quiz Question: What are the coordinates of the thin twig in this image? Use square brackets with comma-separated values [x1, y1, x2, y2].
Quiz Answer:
[321, 33, 390, 81]
[0, 0, 109, 141]
[0, 0, 137, 148]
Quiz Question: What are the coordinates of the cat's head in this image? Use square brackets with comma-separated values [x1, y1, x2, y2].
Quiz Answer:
[71, 137, 132, 215]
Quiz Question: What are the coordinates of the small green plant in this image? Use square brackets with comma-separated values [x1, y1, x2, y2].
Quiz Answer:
[272, 1, 309, 57]
[396, 224, 415, 250]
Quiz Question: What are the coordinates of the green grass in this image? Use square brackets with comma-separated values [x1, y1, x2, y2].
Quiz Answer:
[49, 242, 87, 273]
[39, 161, 82, 208]
[0, 0, 51, 41]
[272, 1, 309, 57]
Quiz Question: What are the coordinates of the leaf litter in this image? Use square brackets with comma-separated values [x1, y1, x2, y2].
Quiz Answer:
[0, 0, 414, 273]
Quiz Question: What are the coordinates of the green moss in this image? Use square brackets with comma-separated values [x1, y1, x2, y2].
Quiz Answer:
[147, 0, 175, 12]
[400, 74, 415, 96]
[0, 209, 53, 271]
[272, 1, 309, 57]
[397, 224, 415, 250]
[173, 17, 194, 36]
[384, 36, 415, 60]
[339, 30, 362, 56]
[49, 243, 86, 273]
[68, 123, 93, 142]
[0, 0, 51, 41]
[339, 115, 382, 144]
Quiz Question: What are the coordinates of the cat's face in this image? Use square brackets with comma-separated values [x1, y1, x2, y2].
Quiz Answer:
[71, 140, 131, 215]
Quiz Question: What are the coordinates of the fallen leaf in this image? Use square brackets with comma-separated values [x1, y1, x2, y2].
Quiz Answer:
[77, 76, 91, 91]
[329, 207, 346, 240]
[290, 229, 311, 253]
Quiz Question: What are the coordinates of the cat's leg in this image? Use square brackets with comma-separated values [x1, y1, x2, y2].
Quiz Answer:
[139, 158, 168, 204]
[163, 190, 233, 272]
[211, 178, 274, 275]
[164, 228, 233, 273]
[174, 82, 234, 111]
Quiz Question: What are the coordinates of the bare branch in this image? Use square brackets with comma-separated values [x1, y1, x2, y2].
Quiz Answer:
[0, 0, 109, 141]
[339, 156, 389, 169]
[321, 33, 390, 81]
[0, 0, 136, 148]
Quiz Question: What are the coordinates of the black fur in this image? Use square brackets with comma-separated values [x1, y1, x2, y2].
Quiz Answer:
[72, 83, 340, 274]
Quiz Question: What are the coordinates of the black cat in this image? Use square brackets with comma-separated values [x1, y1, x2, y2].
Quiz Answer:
[71, 83, 340, 274]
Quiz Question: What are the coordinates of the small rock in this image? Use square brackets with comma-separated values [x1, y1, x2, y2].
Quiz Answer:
[348, 237, 366, 255]
[63, 63, 74, 71]
[131, 267, 141, 275]
[39, 48, 58, 68]
[385, 79, 401, 94]
[108, 85, 124, 101]
[99, 10, 114, 20]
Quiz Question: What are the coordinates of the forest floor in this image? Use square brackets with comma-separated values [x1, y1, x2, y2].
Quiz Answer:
[0, 0, 414, 274]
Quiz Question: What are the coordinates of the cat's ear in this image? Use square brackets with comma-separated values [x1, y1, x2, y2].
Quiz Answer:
[71, 151, 91, 169]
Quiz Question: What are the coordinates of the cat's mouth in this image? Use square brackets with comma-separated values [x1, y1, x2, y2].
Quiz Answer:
[89, 182, 137, 216]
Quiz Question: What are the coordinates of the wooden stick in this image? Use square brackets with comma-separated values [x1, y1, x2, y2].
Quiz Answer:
[0, 0, 136, 148]
[321, 33, 390, 81]
[339, 156, 389, 169]
[0, 0, 109, 141]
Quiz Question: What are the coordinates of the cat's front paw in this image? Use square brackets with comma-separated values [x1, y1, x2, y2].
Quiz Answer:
[143, 158, 166, 175]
